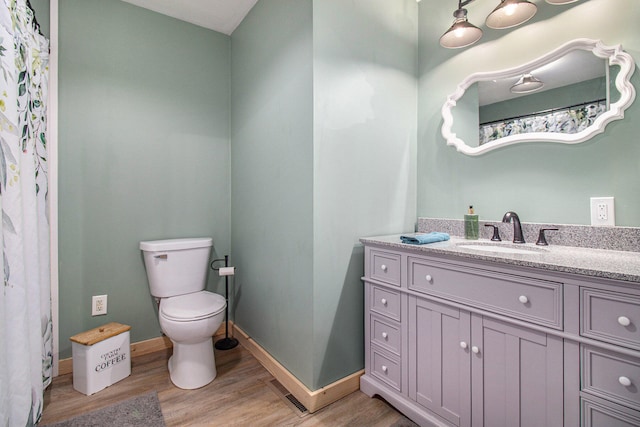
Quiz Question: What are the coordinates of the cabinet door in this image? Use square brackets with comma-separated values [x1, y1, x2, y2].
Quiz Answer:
[471, 315, 564, 427]
[409, 296, 472, 427]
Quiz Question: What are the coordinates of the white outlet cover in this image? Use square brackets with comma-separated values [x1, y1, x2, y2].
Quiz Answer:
[92, 295, 108, 316]
[590, 197, 615, 226]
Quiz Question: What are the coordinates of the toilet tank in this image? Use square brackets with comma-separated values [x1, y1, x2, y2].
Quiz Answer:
[140, 237, 213, 298]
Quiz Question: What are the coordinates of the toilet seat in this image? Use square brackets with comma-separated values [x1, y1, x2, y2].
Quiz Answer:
[160, 291, 226, 322]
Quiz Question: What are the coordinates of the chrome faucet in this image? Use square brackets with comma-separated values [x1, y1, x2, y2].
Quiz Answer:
[502, 211, 525, 243]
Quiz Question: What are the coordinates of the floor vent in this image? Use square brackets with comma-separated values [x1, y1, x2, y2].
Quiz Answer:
[265, 379, 309, 417]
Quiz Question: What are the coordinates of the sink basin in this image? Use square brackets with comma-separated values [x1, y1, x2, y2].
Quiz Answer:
[456, 243, 546, 255]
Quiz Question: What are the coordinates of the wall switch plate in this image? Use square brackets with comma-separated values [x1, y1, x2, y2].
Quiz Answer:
[590, 197, 615, 226]
[92, 295, 108, 316]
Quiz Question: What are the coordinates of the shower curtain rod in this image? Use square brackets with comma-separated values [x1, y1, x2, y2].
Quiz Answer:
[480, 98, 606, 127]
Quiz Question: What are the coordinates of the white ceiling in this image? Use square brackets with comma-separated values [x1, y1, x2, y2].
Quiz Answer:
[121, 0, 259, 35]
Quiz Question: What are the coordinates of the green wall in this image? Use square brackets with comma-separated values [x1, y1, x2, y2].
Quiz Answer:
[231, 0, 417, 390]
[311, 0, 417, 388]
[230, 0, 316, 387]
[418, 0, 640, 227]
[57, 0, 231, 358]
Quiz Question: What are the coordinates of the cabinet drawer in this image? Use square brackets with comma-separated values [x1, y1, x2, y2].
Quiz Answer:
[408, 257, 562, 329]
[370, 250, 401, 286]
[371, 315, 401, 356]
[581, 288, 640, 351]
[582, 345, 640, 412]
[371, 285, 401, 321]
[371, 346, 401, 392]
[581, 396, 640, 427]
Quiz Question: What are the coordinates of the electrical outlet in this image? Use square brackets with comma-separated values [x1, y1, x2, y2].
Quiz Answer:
[92, 295, 108, 316]
[590, 197, 615, 226]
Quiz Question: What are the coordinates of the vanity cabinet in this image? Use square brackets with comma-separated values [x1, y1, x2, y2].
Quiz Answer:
[360, 242, 640, 427]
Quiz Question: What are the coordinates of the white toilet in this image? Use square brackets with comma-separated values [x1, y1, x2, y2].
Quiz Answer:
[140, 237, 226, 389]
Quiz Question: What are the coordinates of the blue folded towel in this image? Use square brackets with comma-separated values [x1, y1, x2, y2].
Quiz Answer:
[400, 232, 450, 245]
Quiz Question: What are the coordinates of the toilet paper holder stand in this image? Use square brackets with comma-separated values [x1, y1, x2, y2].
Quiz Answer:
[211, 255, 238, 350]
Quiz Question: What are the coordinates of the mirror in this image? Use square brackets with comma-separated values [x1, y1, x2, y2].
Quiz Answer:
[442, 39, 636, 156]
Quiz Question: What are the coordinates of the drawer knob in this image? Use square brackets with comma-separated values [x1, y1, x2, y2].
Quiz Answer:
[618, 316, 631, 327]
[619, 376, 632, 387]
[382, 365, 388, 373]
[382, 332, 388, 340]
[471, 346, 480, 354]
[381, 264, 388, 272]
[460, 341, 468, 349]
[381, 298, 388, 306]
[425, 274, 433, 283]
[518, 295, 529, 304]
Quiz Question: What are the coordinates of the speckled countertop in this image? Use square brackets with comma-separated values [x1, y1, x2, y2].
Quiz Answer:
[360, 234, 640, 284]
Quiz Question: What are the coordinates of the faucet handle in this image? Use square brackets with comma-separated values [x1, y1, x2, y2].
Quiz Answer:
[484, 224, 502, 241]
[536, 228, 559, 246]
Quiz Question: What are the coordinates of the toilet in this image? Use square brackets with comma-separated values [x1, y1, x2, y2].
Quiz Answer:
[140, 237, 226, 389]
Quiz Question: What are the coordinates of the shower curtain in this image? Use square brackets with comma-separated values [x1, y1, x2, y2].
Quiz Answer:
[0, 0, 51, 426]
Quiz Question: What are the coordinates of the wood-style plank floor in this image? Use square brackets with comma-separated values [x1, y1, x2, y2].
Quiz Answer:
[39, 343, 408, 426]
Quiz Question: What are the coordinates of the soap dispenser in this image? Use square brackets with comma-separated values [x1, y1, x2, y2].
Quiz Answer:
[464, 205, 479, 240]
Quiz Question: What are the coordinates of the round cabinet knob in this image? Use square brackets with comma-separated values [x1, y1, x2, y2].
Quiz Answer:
[460, 341, 468, 349]
[618, 316, 631, 327]
[381, 298, 388, 306]
[382, 365, 388, 373]
[425, 274, 433, 283]
[619, 376, 632, 387]
[381, 332, 388, 340]
[381, 264, 387, 272]
[519, 295, 529, 304]
[471, 346, 480, 354]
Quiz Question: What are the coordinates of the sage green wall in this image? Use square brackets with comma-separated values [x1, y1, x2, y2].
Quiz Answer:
[58, 0, 230, 358]
[230, 0, 315, 387]
[479, 78, 607, 124]
[312, 0, 417, 387]
[418, 0, 640, 226]
[30, 0, 49, 38]
[231, 0, 417, 390]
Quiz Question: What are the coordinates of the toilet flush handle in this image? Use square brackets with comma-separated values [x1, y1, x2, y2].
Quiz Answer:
[154, 253, 168, 259]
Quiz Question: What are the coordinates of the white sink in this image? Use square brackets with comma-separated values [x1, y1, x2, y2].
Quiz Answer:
[457, 243, 546, 255]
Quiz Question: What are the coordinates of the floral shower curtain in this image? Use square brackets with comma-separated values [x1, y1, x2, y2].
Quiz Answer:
[0, 0, 51, 426]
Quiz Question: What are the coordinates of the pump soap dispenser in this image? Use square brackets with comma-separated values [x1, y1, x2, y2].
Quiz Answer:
[464, 205, 479, 240]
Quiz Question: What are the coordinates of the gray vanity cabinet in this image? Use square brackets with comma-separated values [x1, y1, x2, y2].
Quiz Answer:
[407, 296, 563, 427]
[470, 315, 564, 427]
[409, 297, 471, 426]
[361, 242, 640, 427]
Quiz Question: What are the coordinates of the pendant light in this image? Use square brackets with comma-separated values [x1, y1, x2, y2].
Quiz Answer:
[510, 74, 544, 94]
[486, 0, 537, 29]
[439, 2, 483, 49]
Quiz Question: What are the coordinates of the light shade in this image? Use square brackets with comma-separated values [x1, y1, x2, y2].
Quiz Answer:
[439, 8, 483, 49]
[510, 74, 544, 93]
[545, 0, 579, 4]
[486, 0, 537, 29]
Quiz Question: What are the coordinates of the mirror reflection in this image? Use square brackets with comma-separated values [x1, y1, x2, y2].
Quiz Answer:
[442, 39, 636, 156]
[476, 50, 615, 146]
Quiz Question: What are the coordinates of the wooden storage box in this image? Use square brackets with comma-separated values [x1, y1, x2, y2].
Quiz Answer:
[70, 322, 131, 395]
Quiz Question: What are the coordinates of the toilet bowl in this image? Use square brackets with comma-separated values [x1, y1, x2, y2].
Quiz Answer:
[140, 237, 226, 389]
[160, 291, 226, 389]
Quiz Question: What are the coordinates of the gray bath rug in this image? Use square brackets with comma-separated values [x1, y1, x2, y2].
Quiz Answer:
[41, 391, 165, 427]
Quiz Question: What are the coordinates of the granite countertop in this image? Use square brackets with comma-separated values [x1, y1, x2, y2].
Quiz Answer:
[360, 234, 640, 284]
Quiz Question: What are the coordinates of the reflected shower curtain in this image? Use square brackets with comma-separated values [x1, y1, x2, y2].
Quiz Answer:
[0, 0, 51, 426]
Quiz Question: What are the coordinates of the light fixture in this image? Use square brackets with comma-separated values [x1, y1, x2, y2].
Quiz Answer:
[439, 1, 483, 49]
[486, 0, 537, 29]
[545, 0, 579, 4]
[510, 73, 544, 93]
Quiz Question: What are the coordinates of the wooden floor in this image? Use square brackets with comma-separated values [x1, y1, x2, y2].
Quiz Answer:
[39, 343, 408, 426]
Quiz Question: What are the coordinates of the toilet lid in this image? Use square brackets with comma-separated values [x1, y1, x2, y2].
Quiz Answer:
[160, 291, 226, 322]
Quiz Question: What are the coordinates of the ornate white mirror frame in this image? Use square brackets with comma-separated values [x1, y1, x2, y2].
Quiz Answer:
[441, 39, 636, 156]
